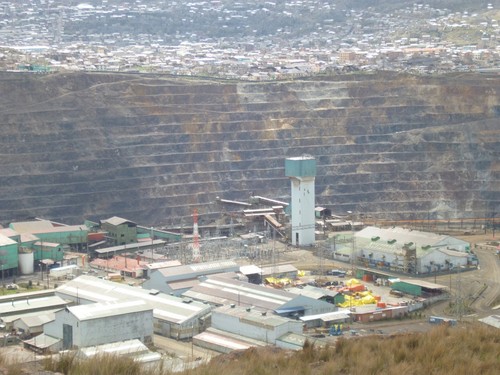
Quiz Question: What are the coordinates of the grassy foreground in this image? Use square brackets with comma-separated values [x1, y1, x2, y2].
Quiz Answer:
[1, 323, 498, 375]
[181, 323, 499, 375]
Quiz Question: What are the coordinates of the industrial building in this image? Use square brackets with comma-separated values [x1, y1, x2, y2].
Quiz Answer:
[13, 311, 56, 338]
[39, 299, 153, 351]
[55, 275, 211, 339]
[76, 339, 162, 367]
[0, 220, 89, 277]
[194, 304, 304, 353]
[92, 240, 166, 260]
[0, 291, 70, 338]
[261, 264, 298, 280]
[298, 310, 351, 329]
[350, 304, 409, 323]
[0, 233, 19, 278]
[32, 241, 64, 264]
[285, 156, 316, 246]
[89, 255, 149, 278]
[0, 293, 70, 320]
[9, 220, 88, 250]
[286, 284, 344, 306]
[213, 304, 303, 343]
[142, 259, 241, 296]
[100, 216, 138, 246]
[183, 274, 337, 318]
[332, 226, 472, 275]
[390, 279, 448, 298]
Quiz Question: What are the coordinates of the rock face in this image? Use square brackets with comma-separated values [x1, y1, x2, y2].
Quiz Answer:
[0, 72, 498, 226]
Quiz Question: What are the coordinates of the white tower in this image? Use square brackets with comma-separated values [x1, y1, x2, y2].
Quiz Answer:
[285, 156, 316, 246]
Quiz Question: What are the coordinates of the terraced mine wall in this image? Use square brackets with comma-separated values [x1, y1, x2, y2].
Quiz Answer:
[0, 71, 498, 227]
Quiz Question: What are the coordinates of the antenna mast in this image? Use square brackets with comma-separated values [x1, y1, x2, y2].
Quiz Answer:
[192, 209, 201, 262]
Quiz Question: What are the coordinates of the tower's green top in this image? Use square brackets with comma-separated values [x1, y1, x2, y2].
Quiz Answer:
[285, 156, 316, 178]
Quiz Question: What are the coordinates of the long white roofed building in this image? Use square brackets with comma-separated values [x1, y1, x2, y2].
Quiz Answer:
[55, 275, 211, 339]
[183, 274, 336, 318]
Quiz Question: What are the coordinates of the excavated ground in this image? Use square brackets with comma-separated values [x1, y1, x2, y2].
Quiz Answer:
[0, 71, 498, 226]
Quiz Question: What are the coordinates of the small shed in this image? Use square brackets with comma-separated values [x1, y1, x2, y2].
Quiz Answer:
[299, 310, 351, 328]
[23, 333, 61, 354]
[14, 312, 56, 337]
[391, 279, 447, 297]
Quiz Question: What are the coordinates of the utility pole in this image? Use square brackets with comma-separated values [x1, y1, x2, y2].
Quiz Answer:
[150, 226, 154, 263]
[455, 265, 463, 321]
[1, 264, 4, 294]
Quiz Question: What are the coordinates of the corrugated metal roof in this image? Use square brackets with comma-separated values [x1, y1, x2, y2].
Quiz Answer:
[2, 308, 62, 324]
[10, 220, 86, 234]
[478, 315, 500, 329]
[356, 226, 447, 246]
[69, 299, 151, 321]
[300, 310, 351, 322]
[239, 265, 262, 275]
[398, 279, 447, 290]
[0, 296, 69, 316]
[168, 278, 200, 291]
[20, 233, 39, 242]
[10, 220, 54, 233]
[158, 259, 239, 278]
[23, 333, 60, 349]
[32, 225, 87, 234]
[190, 260, 239, 273]
[56, 275, 211, 325]
[90, 256, 147, 272]
[95, 240, 165, 254]
[0, 228, 18, 238]
[194, 331, 256, 351]
[276, 332, 328, 349]
[78, 339, 147, 358]
[183, 275, 294, 310]
[215, 305, 293, 328]
[146, 260, 182, 270]
[261, 264, 298, 276]
[286, 285, 338, 299]
[102, 216, 136, 226]
[18, 312, 56, 327]
[77, 339, 162, 363]
[0, 233, 17, 246]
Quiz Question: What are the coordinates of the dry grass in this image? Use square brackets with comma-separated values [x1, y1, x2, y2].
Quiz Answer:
[1, 322, 495, 375]
[179, 323, 499, 375]
[43, 352, 144, 375]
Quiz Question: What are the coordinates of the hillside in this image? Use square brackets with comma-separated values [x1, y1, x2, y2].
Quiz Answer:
[9, 323, 497, 375]
[0, 71, 498, 226]
[179, 324, 499, 375]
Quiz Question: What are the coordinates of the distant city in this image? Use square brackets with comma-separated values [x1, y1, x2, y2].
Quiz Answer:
[0, 1, 498, 78]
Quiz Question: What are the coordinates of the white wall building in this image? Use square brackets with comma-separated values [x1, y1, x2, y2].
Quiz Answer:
[55, 275, 211, 339]
[43, 299, 153, 350]
[142, 260, 240, 296]
[211, 305, 303, 344]
[337, 226, 473, 275]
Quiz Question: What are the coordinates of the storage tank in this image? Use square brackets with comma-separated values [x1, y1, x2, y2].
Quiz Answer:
[18, 248, 35, 275]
